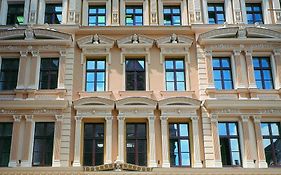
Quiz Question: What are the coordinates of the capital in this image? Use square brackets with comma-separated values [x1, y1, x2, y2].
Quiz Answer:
[160, 116, 168, 121]
[210, 114, 218, 122]
[241, 115, 250, 122]
[245, 49, 253, 56]
[191, 116, 199, 121]
[273, 49, 281, 56]
[233, 49, 241, 56]
[75, 116, 83, 121]
[148, 115, 155, 121]
[204, 49, 212, 57]
[55, 115, 64, 122]
[25, 115, 33, 122]
[13, 115, 22, 122]
[105, 116, 113, 121]
[253, 115, 262, 123]
[117, 115, 125, 121]
[20, 51, 28, 57]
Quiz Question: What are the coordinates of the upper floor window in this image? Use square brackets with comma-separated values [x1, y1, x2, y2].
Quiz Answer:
[83, 123, 104, 166]
[165, 59, 185, 91]
[0, 123, 13, 167]
[219, 122, 242, 166]
[88, 6, 106, 26]
[212, 57, 233, 90]
[169, 123, 191, 167]
[7, 3, 24, 25]
[208, 3, 225, 24]
[253, 57, 274, 89]
[32, 122, 54, 166]
[44, 4, 62, 24]
[39, 58, 59, 89]
[163, 6, 181, 26]
[126, 123, 147, 166]
[85, 59, 106, 92]
[125, 59, 145, 91]
[246, 3, 263, 24]
[125, 6, 143, 26]
[0, 58, 19, 90]
[261, 122, 281, 166]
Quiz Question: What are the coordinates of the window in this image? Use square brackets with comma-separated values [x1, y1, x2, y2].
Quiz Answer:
[126, 123, 147, 166]
[169, 123, 191, 167]
[85, 60, 106, 92]
[88, 6, 106, 26]
[165, 59, 185, 91]
[208, 3, 225, 24]
[125, 6, 143, 26]
[32, 122, 54, 166]
[125, 59, 145, 90]
[44, 4, 62, 24]
[39, 58, 59, 89]
[212, 57, 233, 90]
[219, 122, 242, 166]
[163, 6, 181, 25]
[83, 123, 104, 166]
[0, 58, 19, 90]
[246, 3, 263, 24]
[0, 123, 13, 167]
[7, 3, 24, 25]
[261, 122, 281, 166]
[253, 57, 274, 89]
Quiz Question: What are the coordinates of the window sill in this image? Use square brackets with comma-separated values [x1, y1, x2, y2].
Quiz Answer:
[160, 91, 195, 99]
[118, 91, 154, 99]
[78, 91, 113, 99]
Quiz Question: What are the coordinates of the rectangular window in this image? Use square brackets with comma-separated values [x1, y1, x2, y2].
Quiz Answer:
[86, 59, 106, 92]
[88, 6, 106, 26]
[0, 123, 13, 167]
[165, 59, 185, 91]
[32, 122, 54, 166]
[261, 122, 281, 166]
[163, 6, 181, 26]
[39, 58, 59, 89]
[219, 122, 242, 166]
[125, 6, 143, 26]
[212, 57, 233, 90]
[83, 123, 104, 166]
[208, 3, 225, 24]
[7, 3, 24, 25]
[126, 123, 147, 166]
[169, 123, 191, 167]
[125, 59, 145, 90]
[246, 3, 263, 24]
[44, 4, 62, 24]
[0, 58, 19, 90]
[253, 57, 274, 89]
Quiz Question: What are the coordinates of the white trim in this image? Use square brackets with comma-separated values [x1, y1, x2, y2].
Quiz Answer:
[270, 53, 278, 90]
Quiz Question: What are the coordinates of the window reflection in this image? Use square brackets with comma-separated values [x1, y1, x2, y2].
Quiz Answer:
[125, 6, 143, 26]
[164, 6, 181, 25]
[86, 60, 106, 92]
[7, 4, 24, 25]
[253, 57, 274, 89]
[125, 59, 145, 90]
[45, 4, 62, 24]
[88, 6, 106, 26]
[212, 57, 233, 90]
[208, 3, 225, 24]
[165, 59, 186, 91]
[0, 123, 13, 167]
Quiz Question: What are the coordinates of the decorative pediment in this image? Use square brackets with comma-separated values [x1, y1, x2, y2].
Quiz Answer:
[117, 34, 154, 46]
[76, 34, 115, 49]
[116, 97, 157, 107]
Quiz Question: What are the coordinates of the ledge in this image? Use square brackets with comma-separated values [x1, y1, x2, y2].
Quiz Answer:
[160, 91, 195, 99]
[118, 91, 154, 100]
[78, 91, 114, 100]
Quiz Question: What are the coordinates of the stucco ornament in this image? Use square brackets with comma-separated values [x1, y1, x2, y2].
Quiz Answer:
[93, 34, 99, 44]
[237, 23, 246, 38]
[170, 33, 178, 43]
[24, 25, 35, 40]
[132, 34, 139, 44]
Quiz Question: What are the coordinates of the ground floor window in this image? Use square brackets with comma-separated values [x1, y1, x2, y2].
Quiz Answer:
[0, 123, 13, 167]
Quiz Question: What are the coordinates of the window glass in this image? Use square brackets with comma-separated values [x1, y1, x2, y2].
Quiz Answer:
[44, 4, 62, 24]
[0, 58, 19, 90]
[163, 6, 181, 25]
[126, 59, 145, 90]
[253, 57, 274, 89]
[89, 6, 106, 26]
[165, 59, 186, 91]
[7, 4, 24, 25]
[246, 3, 263, 24]
[0, 123, 13, 167]
[208, 3, 225, 24]
[86, 59, 106, 92]
[125, 6, 143, 26]
[39, 58, 59, 89]
[212, 58, 233, 90]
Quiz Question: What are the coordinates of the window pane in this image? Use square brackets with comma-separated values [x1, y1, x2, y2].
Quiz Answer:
[175, 61, 184, 69]
[213, 70, 221, 80]
[166, 72, 174, 81]
[169, 124, 178, 137]
[170, 140, 179, 153]
[229, 123, 237, 136]
[86, 83, 94, 92]
[179, 124, 188, 136]
[181, 153, 190, 166]
[261, 123, 270, 136]
[230, 139, 239, 151]
[180, 140, 189, 152]
[177, 82, 185, 91]
[176, 72, 184, 81]
[97, 72, 105, 81]
[271, 123, 280, 136]
[231, 152, 241, 165]
[87, 73, 95, 81]
[165, 61, 173, 69]
[219, 123, 227, 135]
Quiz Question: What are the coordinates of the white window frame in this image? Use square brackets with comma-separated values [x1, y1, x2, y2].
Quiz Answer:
[241, 0, 271, 24]
[38, 0, 67, 24]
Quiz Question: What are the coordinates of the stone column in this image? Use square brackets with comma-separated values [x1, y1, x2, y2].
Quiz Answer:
[8, 115, 22, 167]
[181, 0, 188, 25]
[119, 0, 125, 25]
[58, 50, 66, 89]
[112, 0, 119, 25]
[105, 116, 113, 164]
[210, 114, 222, 167]
[73, 116, 82, 167]
[16, 51, 28, 89]
[23, 0, 30, 24]
[117, 115, 125, 163]
[241, 116, 255, 168]
[234, 49, 247, 88]
[158, 0, 164, 25]
[52, 115, 63, 167]
[205, 50, 215, 89]
[150, 0, 157, 25]
[148, 115, 157, 167]
[21, 115, 35, 167]
[245, 50, 257, 89]
[191, 116, 203, 168]
[273, 49, 281, 89]
[160, 116, 170, 167]
[253, 116, 268, 168]
[0, 0, 8, 25]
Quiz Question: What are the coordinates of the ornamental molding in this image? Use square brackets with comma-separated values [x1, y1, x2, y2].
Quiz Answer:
[211, 109, 281, 115]
[77, 110, 112, 118]
[77, 34, 115, 50]
[74, 97, 114, 112]
[117, 34, 154, 46]
[116, 97, 157, 107]
[0, 108, 63, 115]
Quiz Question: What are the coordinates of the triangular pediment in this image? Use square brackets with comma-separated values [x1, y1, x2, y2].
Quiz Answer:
[77, 34, 115, 49]
[156, 34, 193, 46]
[117, 34, 154, 46]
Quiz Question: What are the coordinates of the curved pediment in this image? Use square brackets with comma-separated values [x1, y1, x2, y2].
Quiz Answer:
[156, 34, 193, 46]
[159, 97, 201, 107]
[77, 34, 115, 49]
[117, 34, 154, 46]
[116, 97, 157, 107]
[74, 97, 114, 108]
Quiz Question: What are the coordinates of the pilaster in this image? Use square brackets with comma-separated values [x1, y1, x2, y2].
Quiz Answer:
[160, 116, 170, 168]
[225, 0, 234, 24]
[210, 114, 222, 167]
[112, 0, 119, 25]
[272, 0, 281, 24]
[16, 51, 28, 90]
[192, 0, 203, 24]
[148, 116, 157, 167]
[73, 116, 83, 167]
[150, 0, 157, 25]
[117, 115, 125, 163]
[30, 51, 40, 90]
[232, 0, 242, 23]
[202, 0, 208, 24]
[105, 116, 113, 164]
[245, 50, 257, 89]
[52, 115, 63, 167]
[0, 0, 8, 25]
[273, 49, 281, 89]
[233, 49, 246, 89]
[191, 116, 203, 168]
[29, 0, 38, 23]
[205, 50, 215, 89]
[58, 50, 66, 89]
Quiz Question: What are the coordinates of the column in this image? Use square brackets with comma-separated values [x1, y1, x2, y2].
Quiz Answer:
[52, 115, 63, 167]
[16, 51, 28, 89]
[21, 115, 35, 167]
[8, 115, 22, 167]
[191, 116, 203, 168]
[112, 0, 119, 25]
[62, 0, 68, 24]
[119, 0, 125, 25]
[105, 116, 113, 164]
[210, 114, 222, 167]
[234, 49, 247, 88]
[273, 49, 281, 89]
[160, 116, 170, 168]
[117, 115, 125, 163]
[37, 0, 45, 24]
[58, 50, 66, 89]
[205, 50, 215, 89]
[245, 50, 257, 89]
[73, 116, 82, 167]
[148, 116, 157, 167]
[150, 0, 157, 25]
[0, 0, 8, 25]
[241, 116, 255, 168]
[253, 116, 268, 168]
[225, 0, 234, 24]
[158, 0, 164, 25]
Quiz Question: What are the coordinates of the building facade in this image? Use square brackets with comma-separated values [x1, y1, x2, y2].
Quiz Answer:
[0, 0, 281, 174]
